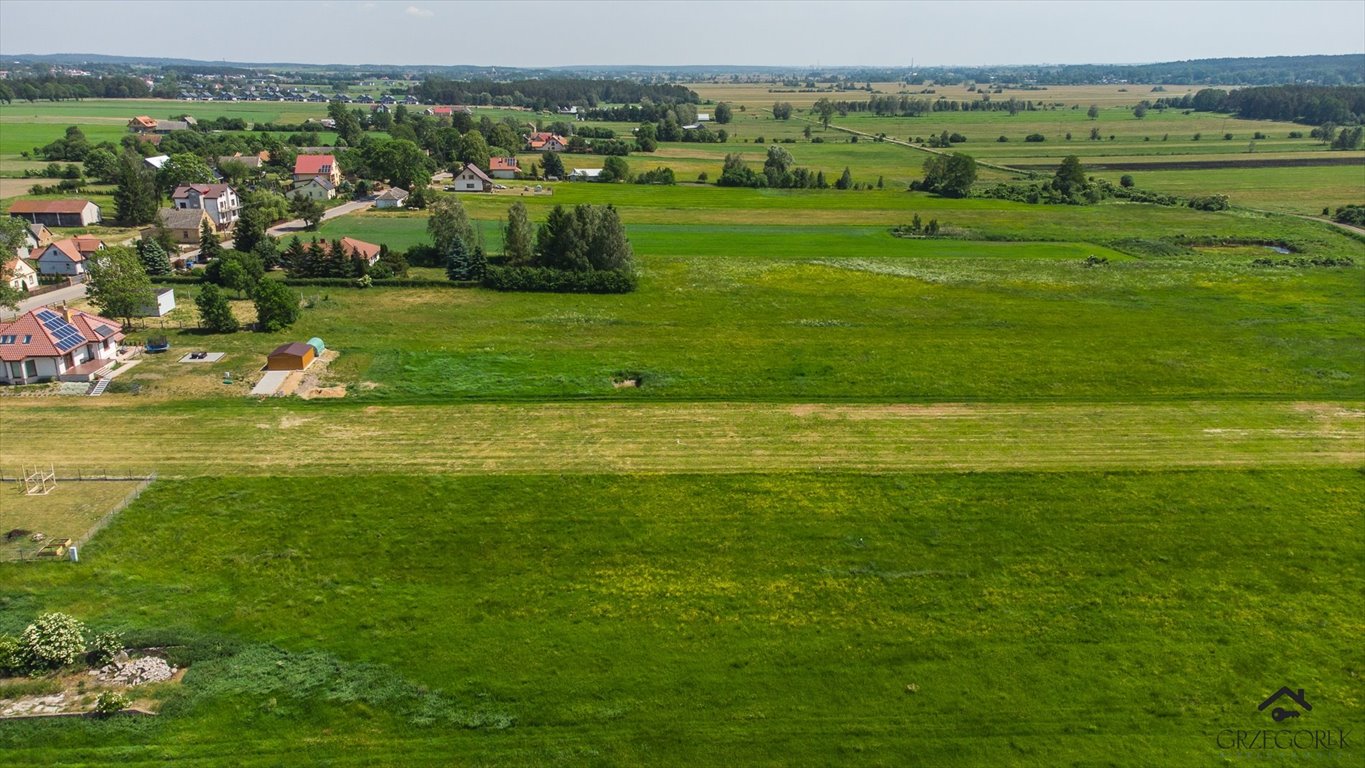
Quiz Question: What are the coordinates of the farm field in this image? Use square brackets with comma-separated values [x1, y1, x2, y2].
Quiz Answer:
[0, 75, 1362, 768]
[1, 470, 1361, 765]
[38, 227, 1365, 404]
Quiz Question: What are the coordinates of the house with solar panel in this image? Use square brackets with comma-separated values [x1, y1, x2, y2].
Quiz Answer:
[0, 307, 125, 384]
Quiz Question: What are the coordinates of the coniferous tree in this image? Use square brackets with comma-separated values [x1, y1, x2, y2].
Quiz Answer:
[113, 151, 158, 225]
[503, 201, 534, 265]
[136, 238, 172, 276]
[199, 220, 223, 262]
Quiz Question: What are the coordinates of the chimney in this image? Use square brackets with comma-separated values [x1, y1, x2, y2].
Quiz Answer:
[60, 303, 72, 323]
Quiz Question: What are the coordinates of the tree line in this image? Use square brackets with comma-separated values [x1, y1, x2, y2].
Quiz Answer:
[414, 77, 698, 110]
[1158, 85, 1365, 126]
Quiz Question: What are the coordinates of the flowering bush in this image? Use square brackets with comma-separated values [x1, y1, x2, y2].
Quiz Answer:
[21, 612, 87, 670]
[87, 631, 124, 667]
[0, 635, 28, 674]
[94, 691, 130, 715]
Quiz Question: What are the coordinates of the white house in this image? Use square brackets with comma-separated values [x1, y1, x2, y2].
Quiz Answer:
[488, 157, 521, 179]
[5, 257, 38, 293]
[0, 306, 125, 385]
[374, 187, 409, 209]
[171, 183, 240, 231]
[35, 238, 103, 277]
[453, 163, 493, 193]
[291, 176, 336, 201]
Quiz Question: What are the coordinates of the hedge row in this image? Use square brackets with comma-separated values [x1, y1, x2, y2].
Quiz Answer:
[150, 276, 477, 289]
[283, 278, 476, 289]
[481, 266, 637, 294]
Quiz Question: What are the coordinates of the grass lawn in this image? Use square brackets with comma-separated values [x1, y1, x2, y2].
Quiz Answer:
[0, 470, 1360, 765]
[0, 480, 144, 561]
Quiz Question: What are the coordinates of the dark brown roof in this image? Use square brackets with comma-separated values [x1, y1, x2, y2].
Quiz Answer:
[269, 342, 313, 358]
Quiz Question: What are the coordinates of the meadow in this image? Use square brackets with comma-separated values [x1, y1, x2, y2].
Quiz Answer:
[0, 470, 1361, 765]
[0, 81, 1362, 767]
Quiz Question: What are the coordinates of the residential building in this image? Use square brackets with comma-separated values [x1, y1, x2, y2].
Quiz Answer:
[293, 154, 341, 186]
[527, 132, 567, 152]
[171, 183, 241, 231]
[8, 199, 102, 227]
[145, 207, 212, 244]
[26, 223, 53, 251]
[35, 238, 102, 276]
[128, 115, 192, 134]
[453, 163, 494, 193]
[488, 157, 521, 179]
[326, 237, 382, 266]
[144, 154, 171, 170]
[291, 176, 336, 201]
[373, 187, 409, 209]
[5, 256, 38, 293]
[0, 307, 126, 385]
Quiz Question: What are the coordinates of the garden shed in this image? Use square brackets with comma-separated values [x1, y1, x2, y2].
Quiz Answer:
[266, 342, 315, 371]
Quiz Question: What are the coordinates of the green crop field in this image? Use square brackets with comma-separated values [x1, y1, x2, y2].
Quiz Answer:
[0, 78, 1362, 767]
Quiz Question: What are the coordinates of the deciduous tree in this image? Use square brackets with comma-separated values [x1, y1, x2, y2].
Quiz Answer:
[86, 246, 155, 327]
[195, 283, 238, 333]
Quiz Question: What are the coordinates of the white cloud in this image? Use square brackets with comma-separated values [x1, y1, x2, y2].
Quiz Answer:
[404, 5, 433, 17]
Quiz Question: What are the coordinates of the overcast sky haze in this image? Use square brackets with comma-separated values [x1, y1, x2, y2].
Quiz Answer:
[1, 0, 1362, 68]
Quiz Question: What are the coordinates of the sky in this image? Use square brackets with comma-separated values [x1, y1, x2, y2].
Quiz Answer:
[1, 0, 1362, 68]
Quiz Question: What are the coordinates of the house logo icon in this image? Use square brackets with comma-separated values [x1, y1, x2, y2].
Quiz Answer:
[1258, 687, 1312, 722]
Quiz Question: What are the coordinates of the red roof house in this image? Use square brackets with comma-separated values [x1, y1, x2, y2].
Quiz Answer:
[292, 154, 341, 185]
[0, 307, 126, 384]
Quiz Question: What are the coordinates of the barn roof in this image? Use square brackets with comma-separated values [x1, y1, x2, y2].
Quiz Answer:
[9, 199, 93, 214]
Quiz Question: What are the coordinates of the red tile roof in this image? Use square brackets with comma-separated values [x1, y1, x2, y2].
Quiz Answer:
[43, 239, 85, 263]
[130, 115, 158, 130]
[71, 235, 104, 255]
[172, 183, 234, 200]
[0, 308, 124, 362]
[9, 199, 93, 214]
[294, 154, 337, 176]
[322, 237, 381, 262]
[489, 157, 520, 172]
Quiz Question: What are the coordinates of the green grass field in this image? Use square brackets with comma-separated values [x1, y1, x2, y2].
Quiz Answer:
[0, 83, 1362, 766]
[1, 471, 1360, 765]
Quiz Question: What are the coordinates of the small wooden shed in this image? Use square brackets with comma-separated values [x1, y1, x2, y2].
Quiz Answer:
[266, 342, 315, 371]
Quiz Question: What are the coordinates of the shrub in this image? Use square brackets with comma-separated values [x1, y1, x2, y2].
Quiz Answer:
[1188, 194, 1230, 212]
[1024, 133, 1046, 142]
[482, 266, 636, 294]
[94, 691, 130, 716]
[1119, 175, 1134, 188]
[0, 635, 28, 675]
[22, 613, 87, 670]
[87, 631, 123, 667]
